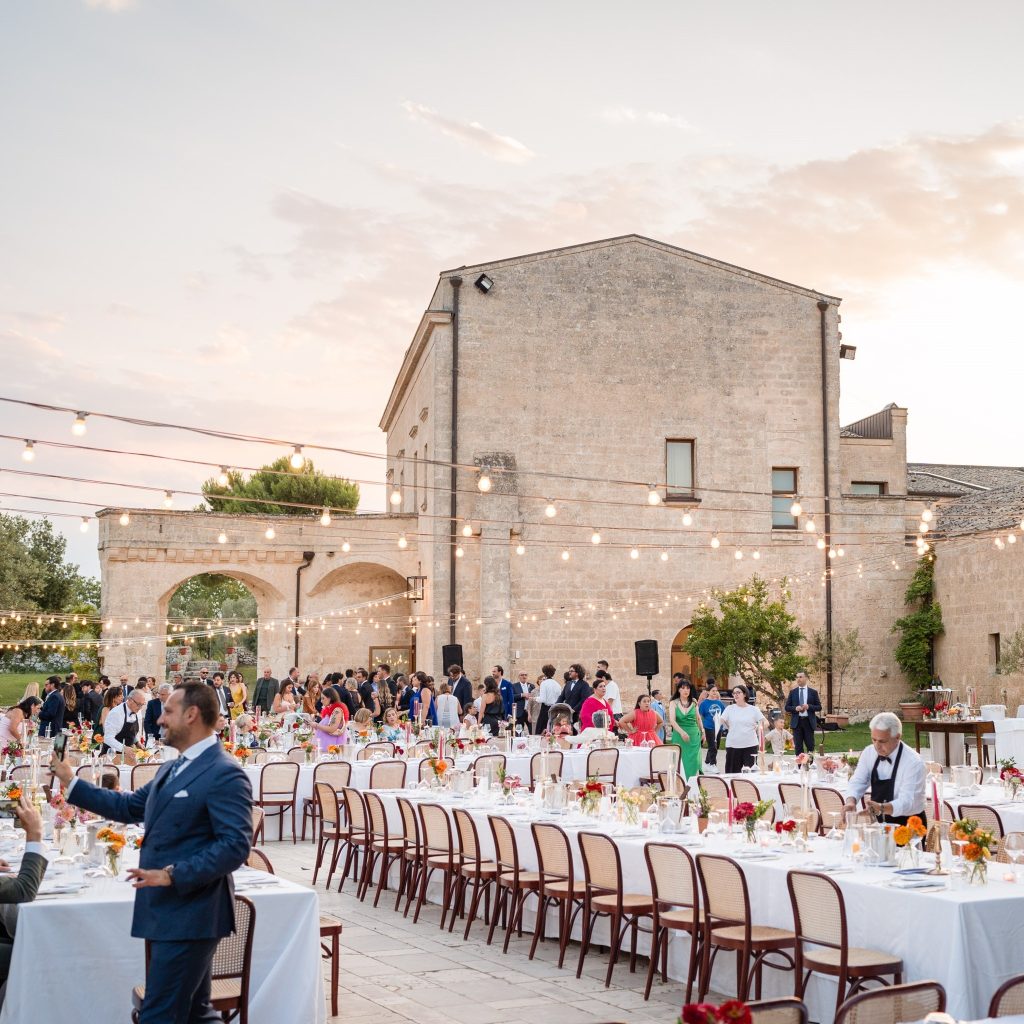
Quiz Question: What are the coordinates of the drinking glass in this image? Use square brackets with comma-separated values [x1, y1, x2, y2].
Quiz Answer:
[826, 812, 842, 841]
[1005, 833, 1024, 881]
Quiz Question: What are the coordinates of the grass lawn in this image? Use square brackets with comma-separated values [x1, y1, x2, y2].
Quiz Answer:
[820, 719, 871, 754]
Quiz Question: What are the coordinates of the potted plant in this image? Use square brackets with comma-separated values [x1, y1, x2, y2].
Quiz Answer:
[694, 785, 712, 833]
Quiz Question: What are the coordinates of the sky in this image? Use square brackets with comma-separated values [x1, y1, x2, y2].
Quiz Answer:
[2, 0, 1023, 577]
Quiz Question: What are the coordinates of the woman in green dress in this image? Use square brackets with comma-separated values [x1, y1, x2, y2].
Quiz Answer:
[668, 678, 702, 778]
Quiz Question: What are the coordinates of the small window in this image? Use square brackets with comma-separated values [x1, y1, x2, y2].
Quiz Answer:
[666, 440, 694, 499]
[851, 481, 886, 495]
[991, 633, 1002, 671]
[772, 468, 798, 529]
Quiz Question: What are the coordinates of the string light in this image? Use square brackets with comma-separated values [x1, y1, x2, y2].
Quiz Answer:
[734, 549, 743, 560]
[119, 511, 130, 526]
[752, 550, 761, 560]
[79, 517, 89, 533]
[828, 547, 837, 559]
[544, 501, 557, 518]
[1009, 534, 1018, 545]
[816, 537, 827, 550]
[921, 507, 933, 523]
[561, 549, 570, 561]
[341, 540, 350, 552]
[477, 470, 492, 493]
[630, 548, 640, 559]
[647, 486, 661, 506]
[217, 531, 228, 544]
[790, 497, 803, 517]
[71, 413, 88, 436]
[289, 446, 305, 470]
[320, 508, 332, 526]
[397, 534, 408, 549]
[21, 440, 35, 462]
[682, 511, 693, 527]
[455, 545, 464, 558]
[660, 550, 669, 562]
[591, 530, 602, 545]
[264, 526, 275, 540]
[804, 518, 816, 533]
[515, 543, 525, 556]
[217, 466, 230, 487]
[710, 534, 720, 549]
[163, 490, 173, 508]
[461, 521, 473, 538]
[389, 487, 402, 507]
[919, 521, 929, 533]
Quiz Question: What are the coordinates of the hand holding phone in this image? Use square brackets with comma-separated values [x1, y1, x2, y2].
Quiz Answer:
[52, 733, 68, 761]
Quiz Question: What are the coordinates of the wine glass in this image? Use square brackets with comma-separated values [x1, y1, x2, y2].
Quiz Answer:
[826, 812, 842, 841]
[1004, 833, 1024, 881]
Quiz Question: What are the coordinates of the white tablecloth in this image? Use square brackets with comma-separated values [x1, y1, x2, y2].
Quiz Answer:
[1, 864, 324, 1024]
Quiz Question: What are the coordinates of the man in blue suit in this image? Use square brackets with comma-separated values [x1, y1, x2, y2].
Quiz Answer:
[37, 676, 65, 738]
[52, 682, 252, 1024]
[784, 670, 822, 756]
[143, 683, 171, 744]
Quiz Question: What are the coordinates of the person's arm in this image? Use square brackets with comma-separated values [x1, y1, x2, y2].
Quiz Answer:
[784, 690, 795, 714]
[271, 694, 282, 713]
[57, 762, 150, 825]
[844, 755, 871, 809]
[618, 710, 636, 732]
[888, 753, 926, 818]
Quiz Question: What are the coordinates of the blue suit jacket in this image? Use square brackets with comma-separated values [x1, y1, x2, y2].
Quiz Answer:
[68, 742, 252, 941]
[143, 698, 164, 740]
[499, 679, 514, 717]
[38, 692, 65, 738]
[784, 685, 822, 731]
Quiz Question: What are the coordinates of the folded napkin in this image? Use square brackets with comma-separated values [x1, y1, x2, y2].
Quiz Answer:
[886, 877, 943, 890]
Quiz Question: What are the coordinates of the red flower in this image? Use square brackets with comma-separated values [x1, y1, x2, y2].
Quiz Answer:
[774, 820, 796, 834]
[731, 801, 756, 823]
[681, 1004, 720, 1024]
[717, 1001, 753, 1024]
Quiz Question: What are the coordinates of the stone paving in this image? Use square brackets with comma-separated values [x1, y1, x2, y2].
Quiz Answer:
[267, 839, 718, 1024]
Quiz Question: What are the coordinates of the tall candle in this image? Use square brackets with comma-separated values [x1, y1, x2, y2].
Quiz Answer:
[759, 725, 765, 753]
[932, 774, 940, 822]
[727, 790, 734, 824]
[801, 770, 809, 813]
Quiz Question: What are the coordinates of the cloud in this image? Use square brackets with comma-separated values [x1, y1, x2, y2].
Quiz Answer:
[84, 0, 136, 10]
[400, 101, 535, 164]
[194, 325, 251, 366]
[601, 105, 695, 132]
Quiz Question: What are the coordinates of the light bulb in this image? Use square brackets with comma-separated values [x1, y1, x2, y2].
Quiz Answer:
[805, 519, 816, 533]
[264, 526, 275, 540]
[79, 517, 89, 533]
[163, 490, 173, 508]
[1009, 534, 1017, 545]
[398, 534, 408, 549]
[217, 466, 230, 487]
[561, 549, 570, 561]
[455, 545, 464, 558]
[710, 535, 720, 549]
[660, 550, 669, 562]
[647, 486, 661, 506]
[816, 538, 827, 550]
[218, 532, 228, 544]
[752, 550, 761, 560]
[828, 547, 837, 559]
[682, 511, 693, 527]
[922, 507, 933, 523]
[21, 440, 35, 462]
[919, 521, 929, 534]
[477, 471, 491, 492]
[390, 488, 402, 507]
[734, 549, 743, 560]
[289, 446, 305, 470]
[544, 501, 557, 518]
[462, 521, 473, 538]
[838, 547, 846, 556]
[790, 498, 802, 517]
[320, 508, 331, 526]
[341, 540, 350, 553]
[630, 548, 640, 560]
[515, 543, 525, 556]
[119, 512, 130, 526]
[591, 530, 601, 545]
[71, 412, 88, 436]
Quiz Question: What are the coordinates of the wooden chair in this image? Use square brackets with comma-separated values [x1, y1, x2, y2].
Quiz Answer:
[395, 797, 425, 916]
[696, 854, 795, 1000]
[655, 772, 688, 800]
[358, 741, 396, 760]
[301, 761, 351, 841]
[732, 778, 775, 824]
[812, 788, 849, 835]
[957, 804, 1006, 842]
[586, 748, 619, 784]
[249, 806, 264, 846]
[699, 774, 731, 810]
[451, 807, 498, 940]
[418, 759, 437, 784]
[246, 847, 274, 873]
[834, 981, 945, 1024]
[336, 787, 370, 892]
[414, 803, 459, 929]
[787, 870, 903, 1015]
[312, 782, 344, 888]
[75, 764, 120, 787]
[473, 753, 507, 785]
[529, 750, 564, 789]
[131, 896, 256, 1024]
[778, 783, 804, 809]
[249, 748, 269, 764]
[130, 762, 160, 789]
[641, 745, 680, 786]
[254, 761, 300, 843]
[748, 997, 809, 1024]
[644, 841, 703, 1002]
[369, 759, 407, 790]
[286, 745, 307, 764]
[359, 791, 405, 906]
[996, 830, 1024, 865]
[409, 741, 433, 757]
[529, 822, 586, 968]
[577, 831, 654, 987]
[487, 814, 540, 953]
[989, 973, 1024, 1017]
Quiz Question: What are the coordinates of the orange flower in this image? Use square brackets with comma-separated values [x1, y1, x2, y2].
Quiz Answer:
[906, 815, 927, 838]
[7, 786, 21, 801]
[964, 842, 983, 861]
[893, 825, 911, 846]
[434, 758, 448, 775]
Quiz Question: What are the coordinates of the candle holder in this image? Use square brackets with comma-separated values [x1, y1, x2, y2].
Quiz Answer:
[926, 821, 950, 876]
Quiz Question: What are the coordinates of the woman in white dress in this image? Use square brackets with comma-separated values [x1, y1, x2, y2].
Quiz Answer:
[720, 686, 766, 774]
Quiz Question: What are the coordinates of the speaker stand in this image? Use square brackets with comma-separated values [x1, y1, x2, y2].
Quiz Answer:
[645, 674, 652, 697]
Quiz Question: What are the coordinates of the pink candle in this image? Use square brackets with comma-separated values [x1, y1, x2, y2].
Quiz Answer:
[759, 726, 765, 753]
[932, 775, 940, 822]
[727, 791, 734, 823]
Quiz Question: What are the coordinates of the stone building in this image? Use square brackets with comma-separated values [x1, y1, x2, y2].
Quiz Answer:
[98, 235, 1021, 711]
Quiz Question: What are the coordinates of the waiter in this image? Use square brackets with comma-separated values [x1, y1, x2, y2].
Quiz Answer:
[845, 711, 927, 826]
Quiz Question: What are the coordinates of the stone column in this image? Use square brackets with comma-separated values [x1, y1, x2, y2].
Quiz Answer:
[478, 522, 512, 670]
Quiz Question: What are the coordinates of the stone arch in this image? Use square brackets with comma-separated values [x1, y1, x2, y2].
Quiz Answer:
[670, 624, 709, 689]
[155, 569, 288, 621]
[307, 560, 412, 600]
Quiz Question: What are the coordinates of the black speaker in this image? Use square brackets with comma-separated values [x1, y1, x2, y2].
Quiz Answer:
[442, 644, 464, 673]
[634, 639, 660, 677]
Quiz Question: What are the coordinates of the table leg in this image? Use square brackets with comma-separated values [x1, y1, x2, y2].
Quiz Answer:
[914, 725, 921, 753]
[946, 733, 951, 768]
[977, 729, 984, 768]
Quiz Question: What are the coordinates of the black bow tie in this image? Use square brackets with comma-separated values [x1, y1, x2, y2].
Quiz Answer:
[878, 755, 892, 764]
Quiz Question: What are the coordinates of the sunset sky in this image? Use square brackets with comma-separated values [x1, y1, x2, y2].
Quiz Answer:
[3, 0, 1023, 575]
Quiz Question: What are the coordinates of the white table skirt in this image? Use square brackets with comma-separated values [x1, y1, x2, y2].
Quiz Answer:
[371, 791, 1024, 1023]
[1, 865, 324, 1024]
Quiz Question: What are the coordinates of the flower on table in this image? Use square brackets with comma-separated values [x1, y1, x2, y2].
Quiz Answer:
[680, 1001, 752, 1024]
[951, 818, 995, 860]
[819, 756, 840, 774]
[795, 752, 812, 767]
[774, 819, 797, 834]
[326, 745, 341, 755]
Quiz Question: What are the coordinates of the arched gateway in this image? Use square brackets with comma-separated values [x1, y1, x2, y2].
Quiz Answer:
[97, 509, 426, 681]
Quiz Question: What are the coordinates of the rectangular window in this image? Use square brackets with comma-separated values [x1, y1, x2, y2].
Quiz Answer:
[771, 468, 798, 529]
[422, 445, 427, 510]
[991, 633, 1002, 670]
[412, 450, 419, 514]
[851, 481, 887, 495]
[399, 469, 406, 512]
[666, 440, 694, 499]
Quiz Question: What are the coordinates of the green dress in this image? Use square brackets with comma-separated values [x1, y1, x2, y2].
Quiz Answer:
[668, 701, 702, 779]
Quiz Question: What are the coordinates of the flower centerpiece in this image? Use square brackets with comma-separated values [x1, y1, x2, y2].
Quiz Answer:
[72, 725, 104, 755]
[694, 785, 713, 832]
[0, 782, 22, 812]
[774, 818, 797, 842]
[795, 752, 813, 768]
[1000, 759, 1023, 800]
[1, 741, 23, 762]
[576, 777, 605, 816]
[923, 700, 949, 720]
[496, 766, 522, 802]
[818, 755, 840, 780]
[233, 746, 252, 765]
[680, 998, 751, 1024]
[731, 799, 774, 843]
[96, 826, 127, 876]
[326, 744, 341, 757]
[841, 752, 859, 771]
[426, 756, 449, 785]
[892, 814, 927, 867]
[951, 817, 996, 885]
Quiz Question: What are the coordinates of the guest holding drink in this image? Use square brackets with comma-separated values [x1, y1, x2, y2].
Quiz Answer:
[579, 679, 614, 731]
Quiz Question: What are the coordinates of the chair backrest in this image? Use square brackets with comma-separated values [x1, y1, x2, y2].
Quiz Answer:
[312, 760, 352, 791]
[656, 772, 688, 799]
[286, 745, 307, 764]
[578, 831, 622, 895]
[732, 777, 762, 804]
[10, 764, 53, 787]
[531, 822, 574, 888]
[645, 841, 699, 911]
[787, 870, 845, 951]
[981, 704, 1007, 722]
[250, 805, 264, 844]
[359, 741, 396, 761]
[941, 800, 956, 823]
[75, 765, 120, 787]
[363, 791, 392, 842]
[812, 787, 847, 824]
[369, 759, 407, 790]
[314, 782, 340, 829]
[259, 761, 300, 799]
[418, 759, 436, 784]
[488, 815, 519, 875]
[410, 741, 433, 757]
[696, 854, 749, 930]
[989, 973, 1024, 1017]
[474, 753, 507, 784]
[396, 797, 420, 847]
[418, 802, 453, 857]
[650, 745, 680, 775]
[211, 894, 256, 1016]
[340, 787, 367, 832]
[453, 808, 484, 865]
[249, 748, 269, 764]
[748, 997, 809, 1024]
[131, 763, 160, 789]
[699, 774, 731, 808]
[957, 803, 1006, 839]
[529, 750, 564, 787]
[835, 981, 945, 1024]
[246, 847, 275, 873]
[586, 747, 619, 782]
[778, 782, 803, 807]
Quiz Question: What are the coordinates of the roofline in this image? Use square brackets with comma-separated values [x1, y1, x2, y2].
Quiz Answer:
[379, 309, 452, 434]
[908, 462, 1024, 472]
[441, 234, 842, 304]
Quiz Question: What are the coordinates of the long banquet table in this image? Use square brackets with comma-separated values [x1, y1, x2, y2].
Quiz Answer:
[369, 788, 1024, 1024]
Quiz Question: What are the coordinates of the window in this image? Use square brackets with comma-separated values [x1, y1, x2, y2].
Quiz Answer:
[991, 633, 1002, 671]
[666, 440, 694, 499]
[771, 468, 798, 529]
[412, 450, 419, 513]
[851, 481, 887, 495]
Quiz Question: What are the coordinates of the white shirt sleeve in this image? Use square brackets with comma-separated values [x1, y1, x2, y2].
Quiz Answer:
[891, 748, 927, 818]
[847, 751, 872, 803]
[103, 704, 125, 753]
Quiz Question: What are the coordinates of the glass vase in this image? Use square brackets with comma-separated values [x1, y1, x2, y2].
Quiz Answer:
[966, 858, 988, 886]
[895, 842, 918, 869]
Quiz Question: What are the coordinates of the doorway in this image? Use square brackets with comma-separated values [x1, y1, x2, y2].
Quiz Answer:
[670, 625, 706, 691]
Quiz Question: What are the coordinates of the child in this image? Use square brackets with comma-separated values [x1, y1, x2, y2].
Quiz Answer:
[766, 716, 793, 755]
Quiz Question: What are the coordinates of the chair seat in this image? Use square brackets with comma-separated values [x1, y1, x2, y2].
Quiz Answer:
[319, 914, 343, 935]
[461, 860, 498, 877]
[133, 978, 241, 1009]
[711, 924, 796, 949]
[803, 946, 903, 973]
[592, 892, 654, 913]
[427, 854, 456, 869]
[545, 879, 587, 896]
[660, 907, 704, 928]
[371, 836, 404, 851]
[500, 870, 540, 888]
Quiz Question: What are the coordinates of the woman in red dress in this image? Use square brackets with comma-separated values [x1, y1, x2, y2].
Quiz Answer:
[619, 694, 664, 746]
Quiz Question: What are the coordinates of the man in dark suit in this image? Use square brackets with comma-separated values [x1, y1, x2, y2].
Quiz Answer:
[448, 665, 472, 713]
[208, 672, 231, 717]
[557, 664, 592, 724]
[784, 671, 822, 755]
[37, 677, 64, 738]
[0, 798, 48, 993]
[250, 668, 279, 714]
[52, 683, 251, 1024]
[144, 684, 171, 743]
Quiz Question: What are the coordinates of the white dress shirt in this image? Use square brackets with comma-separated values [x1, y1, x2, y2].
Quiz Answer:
[538, 678, 561, 705]
[797, 687, 808, 717]
[846, 741, 927, 818]
[603, 680, 622, 715]
[103, 702, 139, 753]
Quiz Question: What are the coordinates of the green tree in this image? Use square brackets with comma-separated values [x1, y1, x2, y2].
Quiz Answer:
[807, 627, 864, 711]
[201, 457, 359, 516]
[998, 627, 1024, 676]
[168, 574, 257, 661]
[891, 554, 944, 692]
[683, 576, 807, 705]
